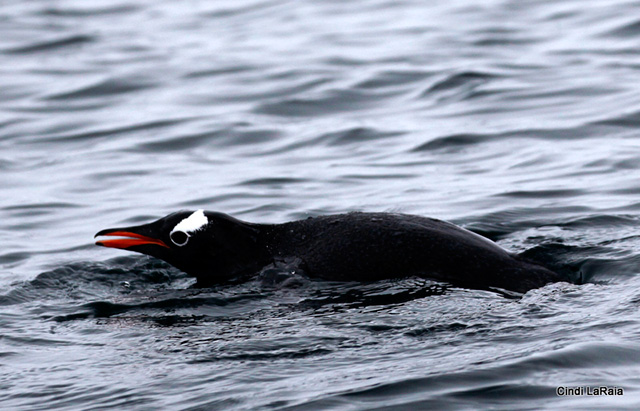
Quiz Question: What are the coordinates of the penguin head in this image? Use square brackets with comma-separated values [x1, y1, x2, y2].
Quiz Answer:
[95, 210, 267, 284]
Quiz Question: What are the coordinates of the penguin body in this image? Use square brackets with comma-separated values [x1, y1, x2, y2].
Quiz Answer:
[96, 210, 561, 293]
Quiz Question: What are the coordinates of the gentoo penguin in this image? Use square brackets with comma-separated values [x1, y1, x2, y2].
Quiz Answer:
[95, 210, 562, 292]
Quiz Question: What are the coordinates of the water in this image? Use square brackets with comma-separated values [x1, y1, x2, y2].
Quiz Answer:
[2, 0, 640, 409]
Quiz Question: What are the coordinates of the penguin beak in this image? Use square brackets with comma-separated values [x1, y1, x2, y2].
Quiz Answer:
[95, 226, 169, 249]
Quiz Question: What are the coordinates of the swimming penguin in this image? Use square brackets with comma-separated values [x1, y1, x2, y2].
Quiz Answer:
[95, 210, 562, 293]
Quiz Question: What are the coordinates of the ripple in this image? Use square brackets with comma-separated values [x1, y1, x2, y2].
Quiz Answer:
[0, 252, 30, 265]
[412, 133, 492, 152]
[34, 118, 189, 144]
[190, 346, 333, 363]
[298, 279, 448, 310]
[42, 5, 138, 17]
[495, 189, 586, 199]
[240, 177, 308, 187]
[605, 19, 640, 38]
[411, 124, 600, 152]
[0, 257, 186, 306]
[355, 69, 433, 89]
[317, 127, 403, 146]
[521, 341, 640, 369]
[593, 110, 640, 128]
[302, 342, 637, 409]
[559, 215, 640, 229]
[3, 34, 94, 54]
[133, 127, 280, 152]
[426, 71, 498, 92]
[254, 89, 397, 117]
[2, 202, 81, 218]
[184, 65, 256, 79]
[420, 71, 499, 102]
[403, 322, 471, 337]
[134, 130, 219, 152]
[52, 293, 263, 322]
[45, 76, 156, 100]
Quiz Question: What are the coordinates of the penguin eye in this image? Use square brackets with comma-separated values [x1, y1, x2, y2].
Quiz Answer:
[170, 230, 190, 246]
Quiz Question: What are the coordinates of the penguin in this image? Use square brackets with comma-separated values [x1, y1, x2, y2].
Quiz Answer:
[95, 210, 563, 292]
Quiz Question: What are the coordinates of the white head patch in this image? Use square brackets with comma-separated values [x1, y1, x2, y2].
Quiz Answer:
[172, 209, 208, 234]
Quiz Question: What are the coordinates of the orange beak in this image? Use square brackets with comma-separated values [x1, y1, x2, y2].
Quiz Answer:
[95, 231, 169, 249]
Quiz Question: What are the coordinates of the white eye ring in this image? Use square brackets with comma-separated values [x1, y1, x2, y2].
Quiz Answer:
[170, 230, 190, 246]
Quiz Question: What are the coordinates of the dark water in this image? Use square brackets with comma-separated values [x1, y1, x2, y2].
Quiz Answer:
[2, 0, 640, 409]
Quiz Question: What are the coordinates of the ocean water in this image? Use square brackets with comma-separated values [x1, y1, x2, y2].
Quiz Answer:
[2, 0, 640, 409]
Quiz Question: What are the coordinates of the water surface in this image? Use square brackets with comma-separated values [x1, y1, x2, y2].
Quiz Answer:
[2, 0, 640, 409]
